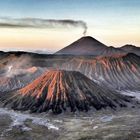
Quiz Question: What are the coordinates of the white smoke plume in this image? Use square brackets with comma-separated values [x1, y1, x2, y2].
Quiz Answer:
[5, 55, 32, 77]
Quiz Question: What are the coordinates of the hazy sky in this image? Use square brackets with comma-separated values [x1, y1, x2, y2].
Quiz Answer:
[0, 0, 140, 52]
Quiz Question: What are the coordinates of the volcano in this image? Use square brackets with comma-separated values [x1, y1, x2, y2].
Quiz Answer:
[2, 70, 137, 114]
[55, 36, 125, 56]
[56, 36, 107, 55]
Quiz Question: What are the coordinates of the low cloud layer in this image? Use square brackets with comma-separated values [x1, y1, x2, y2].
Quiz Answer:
[0, 17, 87, 36]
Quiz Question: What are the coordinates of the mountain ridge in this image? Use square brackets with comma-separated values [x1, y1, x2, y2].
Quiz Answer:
[60, 53, 140, 91]
[120, 44, 140, 56]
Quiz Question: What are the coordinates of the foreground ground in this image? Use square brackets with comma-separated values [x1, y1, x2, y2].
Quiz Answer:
[0, 107, 140, 140]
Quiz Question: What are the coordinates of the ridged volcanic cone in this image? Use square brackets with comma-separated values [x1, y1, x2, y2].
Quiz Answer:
[2, 70, 136, 114]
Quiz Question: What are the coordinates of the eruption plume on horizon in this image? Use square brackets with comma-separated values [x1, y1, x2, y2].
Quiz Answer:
[0, 17, 88, 36]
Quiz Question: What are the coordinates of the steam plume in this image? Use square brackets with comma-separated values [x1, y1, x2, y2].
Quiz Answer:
[5, 55, 32, 77]
[0, 17, 87, 36]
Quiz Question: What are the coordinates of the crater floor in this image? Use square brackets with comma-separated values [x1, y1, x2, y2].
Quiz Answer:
[0, 107, 140, 140]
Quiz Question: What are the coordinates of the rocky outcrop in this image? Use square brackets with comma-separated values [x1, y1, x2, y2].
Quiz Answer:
[1, 70, 137, 114]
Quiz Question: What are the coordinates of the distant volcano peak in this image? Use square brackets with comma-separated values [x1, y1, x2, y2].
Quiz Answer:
[78, 36, 99, 41]
[74, 36, 106, 46]
[56, 36, 107, 55]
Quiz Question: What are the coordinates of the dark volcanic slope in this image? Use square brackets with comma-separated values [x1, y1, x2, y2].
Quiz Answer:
[55, 36, 125, 56]
[2, 70, 137, 114]
[56, 36, 107, 55]
[61, 53, 140, 91]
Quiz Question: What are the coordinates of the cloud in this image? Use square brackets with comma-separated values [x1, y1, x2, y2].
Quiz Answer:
[0, 17, 87, 36]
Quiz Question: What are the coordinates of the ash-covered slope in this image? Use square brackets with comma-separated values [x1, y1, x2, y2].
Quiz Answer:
[61, 53, 140, 91]
[55, 36, 125, 56]
[2, 70, 137, 114]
